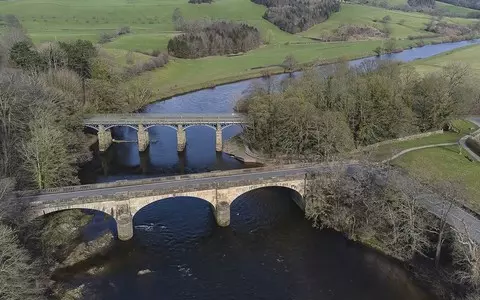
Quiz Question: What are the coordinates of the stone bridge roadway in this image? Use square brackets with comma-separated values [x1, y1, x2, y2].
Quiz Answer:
[84, 113, 247, 152]
[17, 163, 480, 243]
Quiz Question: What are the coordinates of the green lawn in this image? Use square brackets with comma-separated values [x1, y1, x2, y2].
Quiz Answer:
[0, 0, 303, 49]
[363, 0, 480, 16]
[353, 119, 478, 162]
[303, 3, 477, 40]
[303, 4, 436, 39]
[393, 145, 480, 213]
[412, 44, 480, 75]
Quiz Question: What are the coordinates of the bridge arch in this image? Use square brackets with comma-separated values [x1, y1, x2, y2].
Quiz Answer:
[132, 196, 216, 239]
[228, 184, 305, 210]
[144, 124, 178, 131]
[184, 124, 217, 131]
[103, 124, 139, 131]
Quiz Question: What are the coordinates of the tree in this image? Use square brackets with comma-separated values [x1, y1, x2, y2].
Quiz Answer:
[452, 224, 480, 288]
[305, 166, 433, 261]
[384, 38, 397, 53]
[9, 41, 46, 71]
[265, 29, 274, 44]
[282, 54, 298, 73]
[382, 15, 392, 23]
[0, 225, 46, 300]
[172, 8, 185, 31]
[59, 40, 97, 104]
[20, 110, 79, 189]
[37, 41, 67, 70]
[373, 46, 383, 56]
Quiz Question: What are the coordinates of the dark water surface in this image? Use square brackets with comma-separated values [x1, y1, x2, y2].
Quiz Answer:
[75, 188, 433, 300]
[67, 41, 480, 299]
[80, 39, 480, 184]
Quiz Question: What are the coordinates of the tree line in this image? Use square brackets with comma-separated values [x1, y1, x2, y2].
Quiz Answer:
[252, 0, 341, 33]
[305, 165, 480, 299]
[236, 61, 480, 159]
[168, 20, 262, 58]
[437, 0, 480, 10]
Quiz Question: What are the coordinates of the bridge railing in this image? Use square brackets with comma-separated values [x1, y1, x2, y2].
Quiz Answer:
[83, 113, 247, 124]
[16, 161, 358, 197]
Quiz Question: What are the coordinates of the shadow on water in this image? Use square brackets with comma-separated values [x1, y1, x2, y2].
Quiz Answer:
[63, 188, 434, 300]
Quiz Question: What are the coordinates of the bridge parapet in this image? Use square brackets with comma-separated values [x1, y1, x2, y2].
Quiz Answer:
[17, 162, 350, 197]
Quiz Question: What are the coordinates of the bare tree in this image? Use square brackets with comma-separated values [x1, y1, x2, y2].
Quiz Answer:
[452, 223, 480, 288]
[305, 165, 432, 261]
[20, 110, 79, 189]
[0, 225, 45, 300]
[282, 54, 298, 73]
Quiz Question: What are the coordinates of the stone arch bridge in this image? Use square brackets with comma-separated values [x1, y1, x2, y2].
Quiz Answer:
[17, 163, 480, 243]
[84, 113, 246, 152]
[20, 164, 316, 240]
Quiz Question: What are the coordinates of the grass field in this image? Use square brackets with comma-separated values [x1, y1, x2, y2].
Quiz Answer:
[351, 120, 478, 162]
[1, 0, 478, 98]
[393, 145, 480, 213]
[374, 0, 480, 15]
[412, 44, 480, 75]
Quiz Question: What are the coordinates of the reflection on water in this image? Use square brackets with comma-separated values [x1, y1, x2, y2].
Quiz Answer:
[67, 188, 433, 300]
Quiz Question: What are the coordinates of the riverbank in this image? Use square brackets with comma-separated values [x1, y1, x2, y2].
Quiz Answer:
[140, 36, 480, 102]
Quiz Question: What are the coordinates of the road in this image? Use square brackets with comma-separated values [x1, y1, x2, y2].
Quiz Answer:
[84, 113, 246, 126]
[20, 164, 329, 203]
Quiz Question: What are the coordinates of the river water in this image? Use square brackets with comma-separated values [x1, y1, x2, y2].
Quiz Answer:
[68, 40, 480, 299]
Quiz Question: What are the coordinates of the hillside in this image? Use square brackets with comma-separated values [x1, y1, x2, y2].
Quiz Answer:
[1, 0, 479, 99]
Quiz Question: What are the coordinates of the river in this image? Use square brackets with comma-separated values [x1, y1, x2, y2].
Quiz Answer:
[80, 38, 480, 184]
[66, 40, 480, 299]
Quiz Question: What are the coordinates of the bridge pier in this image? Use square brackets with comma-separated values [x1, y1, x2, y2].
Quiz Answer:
[137, 124, 149, 152]
[117, 214, 133, 241]
[98, 125, 113, 152]
[115, 204, 134, 241]
[177, 124, 186, 152]
[216, 123, 222, 152]
[215, 201, 230, 227]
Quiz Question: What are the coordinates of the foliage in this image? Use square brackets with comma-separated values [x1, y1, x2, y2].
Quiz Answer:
[239, 61, 479, 158]
[408, 0, 436, 8]
[0, 225, 45, 300]
[0, 69, 89, 188]
[99, 26, 131, 44]
[252, 0, 341, 33]
[172, 8, 186, 31]
[9, 41, 46, 70]
[59, 40, 97, 79]
[168, 21, 261, 58]
[282, 54, 298, 72]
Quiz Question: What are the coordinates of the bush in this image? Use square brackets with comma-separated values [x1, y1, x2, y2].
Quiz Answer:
[124, 53, 169, 77]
